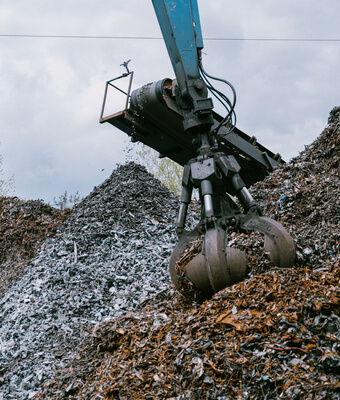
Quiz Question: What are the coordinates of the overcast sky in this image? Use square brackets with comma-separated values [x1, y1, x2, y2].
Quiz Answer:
[1, 0, 339, 204]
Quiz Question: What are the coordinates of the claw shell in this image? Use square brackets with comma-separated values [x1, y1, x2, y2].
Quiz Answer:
[169, 227, 248, 298]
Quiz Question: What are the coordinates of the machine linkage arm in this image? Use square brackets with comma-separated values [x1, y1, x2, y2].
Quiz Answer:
[151, 0, 214, 132]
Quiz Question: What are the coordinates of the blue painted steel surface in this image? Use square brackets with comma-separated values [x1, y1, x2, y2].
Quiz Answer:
[151, 0, 203, 89]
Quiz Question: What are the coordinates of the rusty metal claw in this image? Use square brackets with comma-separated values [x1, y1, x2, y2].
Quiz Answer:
[169, 213, 295, 299]
[169, 227, 248, 298]
[241, 215, 295, 269]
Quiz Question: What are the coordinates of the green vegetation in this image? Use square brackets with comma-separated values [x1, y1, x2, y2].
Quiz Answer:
[53, 191, 82, 209]
[137, 145, 183, 195]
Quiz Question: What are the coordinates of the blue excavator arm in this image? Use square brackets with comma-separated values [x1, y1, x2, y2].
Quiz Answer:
[151, 0, 214, 132]
[152, 0, 203, 86]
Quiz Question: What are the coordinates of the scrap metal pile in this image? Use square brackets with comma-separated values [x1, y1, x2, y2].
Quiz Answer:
[0, 108, 339, 399]
[0, 197, 71, 297]
[251, 108, 339, 272]
[0, 163, 184, 400]
[41, 265, 339, 400]
[40, 107, 339, 400]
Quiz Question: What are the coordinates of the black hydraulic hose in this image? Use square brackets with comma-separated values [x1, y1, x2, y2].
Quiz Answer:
[199, 58, 237, 135]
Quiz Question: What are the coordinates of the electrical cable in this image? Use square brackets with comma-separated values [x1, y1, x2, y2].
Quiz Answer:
[0, 34, 340, 42]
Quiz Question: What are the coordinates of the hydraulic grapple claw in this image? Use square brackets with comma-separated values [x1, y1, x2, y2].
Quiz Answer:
[169, 218, 295, 299]
[170, 150, 295, 299]
[169, 227, 248, 299]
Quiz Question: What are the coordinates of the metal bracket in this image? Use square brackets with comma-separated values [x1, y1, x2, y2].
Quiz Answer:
[99, 71, 134, 123]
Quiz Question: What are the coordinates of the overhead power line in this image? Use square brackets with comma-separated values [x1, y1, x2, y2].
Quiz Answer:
[0, 33, 339, 42]
[208, 37, 340, 42]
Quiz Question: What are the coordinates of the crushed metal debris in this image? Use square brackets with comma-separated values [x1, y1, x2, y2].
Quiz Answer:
[0, 107, 339, 400]
[0, 198, 71, 297]
[251, 106, 340, 271]
[40, 106, 340, 399]
[41, 265, 340, 400]
[0, 163, 183, 399]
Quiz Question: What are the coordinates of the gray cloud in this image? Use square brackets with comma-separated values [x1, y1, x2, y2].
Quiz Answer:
[0, 0, 339, 203]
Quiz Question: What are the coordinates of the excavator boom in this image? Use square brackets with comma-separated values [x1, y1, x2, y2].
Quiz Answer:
[152, 0, 203, 86]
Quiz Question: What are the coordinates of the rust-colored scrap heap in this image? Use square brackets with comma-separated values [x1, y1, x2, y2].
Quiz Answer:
[41, 265, 339, 399]
[0, 197, 71, 296]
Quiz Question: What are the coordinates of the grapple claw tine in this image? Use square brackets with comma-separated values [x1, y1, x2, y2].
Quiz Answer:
[241, 216, 295, 268]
